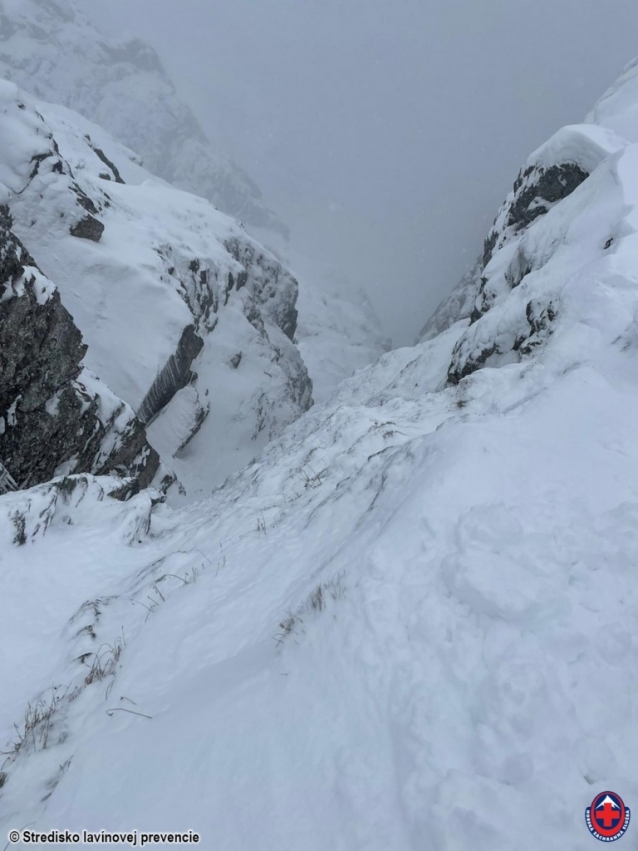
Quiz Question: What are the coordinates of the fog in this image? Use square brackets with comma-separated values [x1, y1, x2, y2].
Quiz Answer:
[92, 0, 638, 344]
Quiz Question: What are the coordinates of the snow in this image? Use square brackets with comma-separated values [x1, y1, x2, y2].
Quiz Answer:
[526, 123, 626, 174]
[0, 0, 286, 235]
[0, 82, 312, 501]
[597, 795, 620, 810]
[4, 21, 638, 851]
[4, 101, 638, 844]
[587, 56, 638, 143]
[295, 282, 390, 403]
[4, 305, 638, 848]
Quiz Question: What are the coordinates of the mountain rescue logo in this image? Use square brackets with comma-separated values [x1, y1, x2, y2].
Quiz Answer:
[586, 791, 630, 842]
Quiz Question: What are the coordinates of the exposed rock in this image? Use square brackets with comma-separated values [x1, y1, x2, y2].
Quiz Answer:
[0, 80, 312, 500]
[137, 325, 204, 425]
[434, 162, 589, 344]
[224, 237, 299, 342]
[0, 205, 159, 489]
[483, 162, 589, 268]
[421, 126, 622, 343]
[447, 342, 497, 386]
[84, 136, 125, 184]
[70, 214, 104, 242]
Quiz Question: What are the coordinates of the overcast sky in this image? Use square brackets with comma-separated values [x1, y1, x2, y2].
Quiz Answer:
[91, 0, 638, 345]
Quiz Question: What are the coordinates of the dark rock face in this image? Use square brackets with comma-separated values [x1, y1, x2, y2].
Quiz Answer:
[137, 325, 204, 425]
[419, 159, 590, 348]
[0, 206, 159, 489]
[447, 343, 497, 386]
[70, 214, 104, 242]
[225, 237, 299, 342]
[483, 163, 589, 268]
[85, 137, 125, 184]
[442, 161, 590, 385]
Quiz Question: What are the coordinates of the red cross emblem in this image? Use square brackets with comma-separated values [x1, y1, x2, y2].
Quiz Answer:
[596, 799, 621, 829]
[586, 791, 630, 842]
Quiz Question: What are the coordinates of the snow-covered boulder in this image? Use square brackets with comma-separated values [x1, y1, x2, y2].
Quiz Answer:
[480, 124, 625, 273]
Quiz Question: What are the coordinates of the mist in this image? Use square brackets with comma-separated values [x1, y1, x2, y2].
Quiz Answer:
[91, 0, 638, 345]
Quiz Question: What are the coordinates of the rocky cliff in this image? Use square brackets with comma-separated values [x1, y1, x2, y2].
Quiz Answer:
[0, 80, 312, 501]
[0, 0, 391, 416]
[419, 121, 625, 356]
[443, 123, 624, 385]
[0, 204, 159, 489]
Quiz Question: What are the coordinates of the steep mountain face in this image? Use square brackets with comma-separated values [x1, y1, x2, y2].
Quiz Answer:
[417, 258, 482, 343]
[418, 122, 625, 344]
[587, 56, 638, 141]
[446, 123, 624, 384]
[0, 0, 390, 411]
[0, 80, 311, 501]
[0, 0, 287, 236]
[0, 204, 159, 490]
[3, 62, 638, 851]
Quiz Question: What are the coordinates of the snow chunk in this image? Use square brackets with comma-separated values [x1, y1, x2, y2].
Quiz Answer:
[527, 123, 626, 174]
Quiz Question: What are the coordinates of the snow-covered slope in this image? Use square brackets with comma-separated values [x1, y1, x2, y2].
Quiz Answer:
[294, 283, 390, 403]
[0, 0, 286, 236]
[417, 258, 482, 343]
[0, 80, 312, 501]
[3, 62, 638, 850]
[587, 56, 638, 142]
[0, 0, 389, 408]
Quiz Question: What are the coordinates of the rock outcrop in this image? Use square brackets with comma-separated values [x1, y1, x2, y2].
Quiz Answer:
[444, 125, 625, 385]
[0, 205, 159, 489]
[418, 125, 624, 348]
[0, 80, 312, 501]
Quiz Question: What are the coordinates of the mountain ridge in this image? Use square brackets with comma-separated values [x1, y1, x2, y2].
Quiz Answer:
[0, 0, 288, 236]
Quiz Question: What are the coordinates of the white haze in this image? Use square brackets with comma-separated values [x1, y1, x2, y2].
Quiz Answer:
[91, 0, 638, 345]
